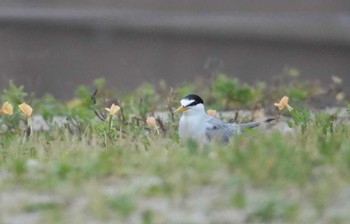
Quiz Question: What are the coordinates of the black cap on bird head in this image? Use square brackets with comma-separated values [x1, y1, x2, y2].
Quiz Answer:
[182, 94, 204, 107]
[175, 94, 204, 113]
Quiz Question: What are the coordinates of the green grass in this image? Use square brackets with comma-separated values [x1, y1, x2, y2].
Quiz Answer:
[0, 75, 349, 223]
[0, 123, 350, 223]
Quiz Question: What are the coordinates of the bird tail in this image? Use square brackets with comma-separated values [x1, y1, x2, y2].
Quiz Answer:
[238, 117, 276, 130]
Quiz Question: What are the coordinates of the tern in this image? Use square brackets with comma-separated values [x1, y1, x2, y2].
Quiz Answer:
[175, 94, 273, 144]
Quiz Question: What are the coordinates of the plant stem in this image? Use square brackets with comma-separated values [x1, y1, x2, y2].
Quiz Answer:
[108, 115, 113, 130]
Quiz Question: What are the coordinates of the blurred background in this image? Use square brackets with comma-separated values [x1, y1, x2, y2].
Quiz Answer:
[0, 0, 349, 99]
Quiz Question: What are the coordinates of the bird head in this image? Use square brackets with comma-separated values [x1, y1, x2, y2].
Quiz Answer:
[175, 94, 205, 115]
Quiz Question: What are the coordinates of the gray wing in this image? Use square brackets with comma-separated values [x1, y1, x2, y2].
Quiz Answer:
[232, 117, 276, 130]
[205, 116, 241, 143]
[205, 117, 275, 143]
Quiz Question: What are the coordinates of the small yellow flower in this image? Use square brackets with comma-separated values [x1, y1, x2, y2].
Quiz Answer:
[274, 96, 292, 111]
[332, 75, 342, 85]
[146, 116, 157, 128]
[336, 92, 345, 102]
[0, 102, 13, 115]
[207, 109, 217, 117]
[146, 116, 160, 134]
[105, 103, 120, 116]
[18, 102, 33, 118]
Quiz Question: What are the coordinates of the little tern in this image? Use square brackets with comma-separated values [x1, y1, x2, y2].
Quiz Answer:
[175, 94, 273, 144]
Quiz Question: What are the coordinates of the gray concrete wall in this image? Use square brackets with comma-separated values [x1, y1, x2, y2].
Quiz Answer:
[0, 1, 349, 99]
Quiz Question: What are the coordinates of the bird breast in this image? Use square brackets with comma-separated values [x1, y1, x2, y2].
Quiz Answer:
[179, 114, 208, 143]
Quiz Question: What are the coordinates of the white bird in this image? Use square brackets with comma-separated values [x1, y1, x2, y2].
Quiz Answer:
[175, 94, 273, 144]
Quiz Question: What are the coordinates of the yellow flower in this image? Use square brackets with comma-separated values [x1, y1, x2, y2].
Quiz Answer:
[105, 103, 120, 116]
[146, 116, 157, 128]
[206, 109, 217, 117]
[274, 96, 292, 111]
[332, 75, 342, 85]
[0, 102, 13, 115]
[146, 116, 160, 134]
[336, 92, 345, 102]
[18, 102, 33, 118]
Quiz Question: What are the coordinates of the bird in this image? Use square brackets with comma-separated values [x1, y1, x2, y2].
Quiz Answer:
[175, 94, 274, 144]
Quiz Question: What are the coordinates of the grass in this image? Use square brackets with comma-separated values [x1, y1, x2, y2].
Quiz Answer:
[0, 74, 349, 223]
[0, 123, 350, 223]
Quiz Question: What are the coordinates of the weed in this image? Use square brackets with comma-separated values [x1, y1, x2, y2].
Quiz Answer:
[0, 75, 349, 223]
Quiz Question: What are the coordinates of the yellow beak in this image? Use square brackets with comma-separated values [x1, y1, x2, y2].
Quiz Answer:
[174, 105, 188, 113]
